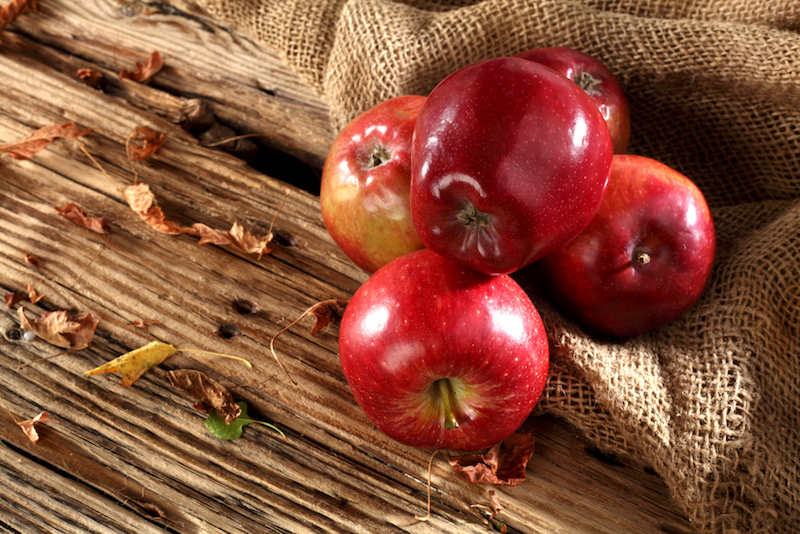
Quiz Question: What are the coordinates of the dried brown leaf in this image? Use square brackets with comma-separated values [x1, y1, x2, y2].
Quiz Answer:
[194, 221, 276, 259]
[128, 319, 162, 331]
[191, 223, 233, 246]
[0, 0, 37, 45]
[227, 221, 273, 259]
[26, 284, 44, 304]
[487, 490, 504, 517]
[76, 68, 103, 88]
[267, 298, 348, 387]
[124, 182, 278, 260]
[449, 430, 536, 486]
[55, 202, 110, 234]
[0, 122, 93, 160]
[127, 125, 166, 160]
[23, 250, 41, 266]
[123, 182, 196, 236]
[120, 51, 163, 83]
[4, 292, 24, 309]
[167, 369, 241, 424]
[17, 411, 53, 443]
[18, 308, 99, 350]
[306, 299, 348, 336]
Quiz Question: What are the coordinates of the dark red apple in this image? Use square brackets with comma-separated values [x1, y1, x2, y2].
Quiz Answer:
[515, 46, 631, 154]
[338, 249, 549, 452]
[320, 95, 426, 274]
[410, 57, 613, 276]
[534, 154, 716, 337]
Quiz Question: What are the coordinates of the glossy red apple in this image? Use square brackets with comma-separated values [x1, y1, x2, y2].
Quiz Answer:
[515, 46, 630, 154]
[321, 95, 426, 274]
[533, 154, 716, 337]
[411, 57, 613, 276]
[338, 249, 549, 452]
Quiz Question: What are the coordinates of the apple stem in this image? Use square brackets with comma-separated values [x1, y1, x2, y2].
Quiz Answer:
[635, 250, 651, 265]
[437, 379, 460, 431]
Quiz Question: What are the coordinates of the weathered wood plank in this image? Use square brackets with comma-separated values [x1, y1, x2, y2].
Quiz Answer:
[0, 1, 694, 533]
[7, 0, 335, 168]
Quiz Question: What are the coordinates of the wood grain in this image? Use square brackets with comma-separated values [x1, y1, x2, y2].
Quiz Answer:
[0, 1, 693, 533]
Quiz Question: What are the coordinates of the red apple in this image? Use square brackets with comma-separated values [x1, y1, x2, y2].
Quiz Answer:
[338, 249, 549, 452]
[533, 154, 716, 337]
[321, 95, 426, 274]
[410, 57, 613, 276]
[515, 46, 631, 154]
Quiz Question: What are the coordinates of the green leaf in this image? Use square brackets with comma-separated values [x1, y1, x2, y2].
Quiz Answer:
[205, 401, 285, 441]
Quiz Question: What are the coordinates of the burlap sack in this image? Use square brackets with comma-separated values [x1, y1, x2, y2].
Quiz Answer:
[192, 1, 800, 532]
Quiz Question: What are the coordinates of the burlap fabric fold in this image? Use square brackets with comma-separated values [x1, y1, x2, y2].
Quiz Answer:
[193, 1, 800, 532]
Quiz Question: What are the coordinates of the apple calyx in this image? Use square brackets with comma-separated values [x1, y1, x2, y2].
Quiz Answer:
[365, 144, 392, 170]
[575, 71, 601, 95]
[634, 250, 652, 265]
[433, 378, 462, 431]
[457, 202, 491, 231]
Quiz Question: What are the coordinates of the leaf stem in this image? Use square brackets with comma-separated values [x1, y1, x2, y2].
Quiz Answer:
[178, 349, 253, 368]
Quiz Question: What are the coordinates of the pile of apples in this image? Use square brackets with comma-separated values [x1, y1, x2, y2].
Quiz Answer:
[320, 47, 716, 452]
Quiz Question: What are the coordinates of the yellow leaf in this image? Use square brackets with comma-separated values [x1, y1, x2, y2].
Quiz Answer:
[85, 341, 177, 387]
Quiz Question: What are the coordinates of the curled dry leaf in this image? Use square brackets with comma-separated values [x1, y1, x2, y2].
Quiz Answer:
[276, 299, 348, 339]
[268, 299, 348, 386]
[127, 125, 166, 160]
[17, 411, 54, 443]
[449, 430, 536, 486]
[0, 122, 93, 160]
[227, 221, 273, 260]
[487, 490, 504, 517]
[55, 202, 110, 234]
[26, 285, 44, 304]
[306, 299, 348, 336]
[120, 51, 164, 83]
[76, 68, 103, 88]
[167, 369, 241, 424]
[124, 182, 196, 236]
[23, 250, 41, 266]
[125, 182, 278, 259]
[194, 222, 274, 259]
[128, 319, 162, 331]
[4, 293, 24, 309]
[192, 223, 233, 246]
[0, 0, 37, 45]
[18, 308, 99, 350]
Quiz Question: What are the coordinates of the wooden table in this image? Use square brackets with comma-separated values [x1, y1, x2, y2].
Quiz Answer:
[0, 2, 695, 533]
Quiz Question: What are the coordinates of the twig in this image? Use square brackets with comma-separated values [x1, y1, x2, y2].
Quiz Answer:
[70, 235, 111, 288]
[18, 347, 83, 369]
[415, 449, 441, 521]
[81, 143, 122, 193]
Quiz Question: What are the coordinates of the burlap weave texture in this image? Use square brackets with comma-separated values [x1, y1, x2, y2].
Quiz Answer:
[193, 1, 800, 532]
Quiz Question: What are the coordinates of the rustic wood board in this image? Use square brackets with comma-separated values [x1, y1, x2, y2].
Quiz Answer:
[0, 1, 694, 533]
